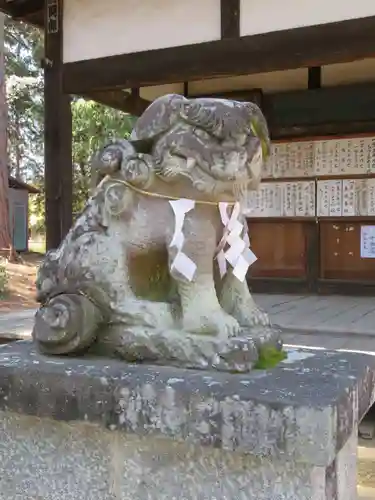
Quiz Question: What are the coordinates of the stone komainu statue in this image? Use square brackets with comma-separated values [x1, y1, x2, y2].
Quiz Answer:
[33, 94, 281, 372]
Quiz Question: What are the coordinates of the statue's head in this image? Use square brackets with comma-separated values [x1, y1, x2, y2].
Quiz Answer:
[130, 94, 270, 202]
[93, 94, 270, 205]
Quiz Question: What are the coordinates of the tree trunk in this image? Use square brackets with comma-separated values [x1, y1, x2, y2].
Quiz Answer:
[14, 113, 21, 180]
[14, 42, 21, 181]
[0, 13, 15, 260]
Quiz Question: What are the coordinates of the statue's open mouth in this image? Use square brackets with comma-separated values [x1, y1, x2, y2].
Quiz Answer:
[189, 152, 261, 201]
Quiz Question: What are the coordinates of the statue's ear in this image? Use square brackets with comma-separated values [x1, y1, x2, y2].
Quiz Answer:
[103, 182, 130, 219]
[92, 139, 137, 177]
[250, 117, 270, 161]
[91, 144, 122, 176]
[247, 136, 263, 190]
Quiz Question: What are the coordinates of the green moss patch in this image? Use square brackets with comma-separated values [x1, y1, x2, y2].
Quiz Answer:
[254, 345, 287, 370]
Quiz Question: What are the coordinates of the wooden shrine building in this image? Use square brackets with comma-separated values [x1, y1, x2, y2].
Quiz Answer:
[2, 0, 375, 295]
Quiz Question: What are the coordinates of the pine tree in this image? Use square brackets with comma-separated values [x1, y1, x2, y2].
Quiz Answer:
[5, 17, 43, 182]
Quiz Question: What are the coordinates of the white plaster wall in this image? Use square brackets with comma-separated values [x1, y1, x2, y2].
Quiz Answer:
[139, 58, 375, 102]
[140, 83, 185, 102]
[322, 58, 375, 86]
[63, 0, 221, 63]
[240, 0, 375, 36]
[138, 70, 307, 103]
[188, 69, 308, 95]
[138, 58, 375, 104]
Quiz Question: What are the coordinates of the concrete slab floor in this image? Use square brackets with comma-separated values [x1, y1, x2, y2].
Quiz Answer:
[255, 294, 375, 336]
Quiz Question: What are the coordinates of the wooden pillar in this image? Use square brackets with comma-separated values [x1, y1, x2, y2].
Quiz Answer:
[44, 0, 73, 251]
[221, 0, 240, 39]
[306, 66, 322, 292]
[308, 67, 322, 90]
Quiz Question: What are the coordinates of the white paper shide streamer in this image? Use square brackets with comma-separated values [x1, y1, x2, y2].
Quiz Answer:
[169, 199, 197, 281]
[217, 202, 257, 282]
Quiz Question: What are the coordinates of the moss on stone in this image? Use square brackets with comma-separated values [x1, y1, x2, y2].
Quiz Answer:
[254, 345, 287, 370]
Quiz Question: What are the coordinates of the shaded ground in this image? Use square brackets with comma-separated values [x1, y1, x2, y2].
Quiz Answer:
[358, 460, 375, 488]
[0, 251, 42, 312]
[358, 438, 375, 493]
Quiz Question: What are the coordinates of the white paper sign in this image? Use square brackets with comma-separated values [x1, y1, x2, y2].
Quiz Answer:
[268, 135, 375, 179]
[328, 179, 342, 216]
[367, 179, 375, 216]
[360, 226, 375, 258]
[233, 248, 257, 282]
[357, 179, 369, 216]
[317, 181, 330, 217]
[169, 199, 197, 281]
[342, 179, 356, 216]
[368, 138, 375, 173]
[217, 202, 257, 281]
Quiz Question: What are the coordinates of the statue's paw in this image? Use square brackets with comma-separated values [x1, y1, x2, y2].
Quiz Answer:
[183, 308, 241, 338]
[238, 305, 270, 327]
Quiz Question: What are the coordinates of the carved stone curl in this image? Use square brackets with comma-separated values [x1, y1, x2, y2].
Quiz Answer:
[32, 94, 282, 372]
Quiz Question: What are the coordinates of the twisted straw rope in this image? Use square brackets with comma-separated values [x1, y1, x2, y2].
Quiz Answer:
[102, 175, 236, 207]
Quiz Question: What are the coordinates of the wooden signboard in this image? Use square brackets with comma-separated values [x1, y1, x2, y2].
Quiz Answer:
[246, 181, 315, 217]
[266, 135, 375, 179]
[317, 178, 375, 216]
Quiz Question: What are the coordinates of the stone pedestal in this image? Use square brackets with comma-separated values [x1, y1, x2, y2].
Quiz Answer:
[0, 341, 374, 499]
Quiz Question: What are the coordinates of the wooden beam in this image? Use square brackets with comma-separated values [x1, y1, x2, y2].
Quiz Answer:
[124, 89, 151, 115]
[264, 83, 375, 138]
[7, 0, 44, 18]
[44, 0, 72, 250]
[82, 89, 150, 115]
[221, 0, 240, 39]
[270, 120, 375, 140]
[63, 16, 375, 92]
[190, 83, 375, 138]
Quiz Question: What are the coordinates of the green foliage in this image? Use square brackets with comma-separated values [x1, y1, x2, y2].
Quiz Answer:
[0, 259, 8, 296]
[5, 17, 43, 77]
[4, 17, 136, 231]
[71, 99, 135, 214]
[254, 345, 287, 370]
[5, 18, 44, 182]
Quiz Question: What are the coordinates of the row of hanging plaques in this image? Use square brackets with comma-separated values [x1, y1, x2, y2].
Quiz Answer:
[317, 178, 375, 217]
[245, 179, 375, 217]
[264, 136, 375, 178]
[245, 181, 315, 217]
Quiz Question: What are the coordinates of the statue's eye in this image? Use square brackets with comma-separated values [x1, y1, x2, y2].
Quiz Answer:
[132, 166, 139, 176]
[101, 152, 112, 163]
[193, 128, 211, 142]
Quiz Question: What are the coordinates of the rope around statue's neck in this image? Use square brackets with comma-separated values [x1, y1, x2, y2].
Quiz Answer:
[101, 175, 256, 282]
[102, 175, 237, 206]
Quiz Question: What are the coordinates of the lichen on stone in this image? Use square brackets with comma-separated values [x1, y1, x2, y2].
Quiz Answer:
[254, 346, 287, 370]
